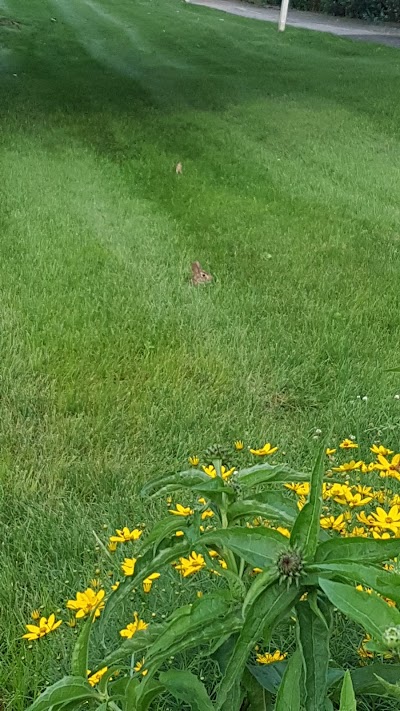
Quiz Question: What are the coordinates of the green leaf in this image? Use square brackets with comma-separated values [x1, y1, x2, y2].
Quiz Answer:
[242, 570, 279, 616]
[330, 664, 400, 700]
[71, 612, 94, 678]
[159, 670, 214, 711]
[142, 470, 212, 497]
[315, 537, 400, 564]
[296, 597, 332, 711]
[220, 680, 243, 711]
[134, 678, 165, 711]
[312, 561, 400, 605]
[374, 675, 400, 700]
[237, 463, 309, 488]
[216, 582, 301, 708]
[139, 515, 188, 555]
[95, 668, 115, 697]
[247, 662, 287, 694]
[275, 648, 303, 711]
[121, 676, 139, 710]
[213, 633, 238, 673]
[242, 668, 271, 711]
[319, 578, 400, 638]
[100, 626, 163, 668]
[147, 593, 230, 656]
[142, 470, 235, 502]
[145, 594, 242, 671]
[25, 677, 101, 711]
[201, 527, 289, 569]
[227, 500, 295, 526]
[339, 671, 356, 711]
[290, 445, 325, 559]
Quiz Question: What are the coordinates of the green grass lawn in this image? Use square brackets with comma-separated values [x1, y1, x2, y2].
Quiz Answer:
[1, 0, 400, 706]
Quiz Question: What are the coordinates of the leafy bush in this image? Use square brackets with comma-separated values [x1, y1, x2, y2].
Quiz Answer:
[260, 0, 400, 22]
[23, 440, 400, 710]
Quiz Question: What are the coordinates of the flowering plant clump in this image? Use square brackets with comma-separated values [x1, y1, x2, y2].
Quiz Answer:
[24, 439, 400, 710]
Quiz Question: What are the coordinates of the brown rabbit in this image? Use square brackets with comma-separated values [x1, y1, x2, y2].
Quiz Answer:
[175, 162, 183, 175]
[191, 261, 213, 286]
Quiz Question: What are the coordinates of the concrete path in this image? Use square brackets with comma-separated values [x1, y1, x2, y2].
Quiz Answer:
[187, 0, 400, 47]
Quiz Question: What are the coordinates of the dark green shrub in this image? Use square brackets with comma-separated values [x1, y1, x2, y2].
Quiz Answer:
[257, 0, 400, 21]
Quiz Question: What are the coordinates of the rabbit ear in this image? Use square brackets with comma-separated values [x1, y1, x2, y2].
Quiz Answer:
[191, 261, 201, 274]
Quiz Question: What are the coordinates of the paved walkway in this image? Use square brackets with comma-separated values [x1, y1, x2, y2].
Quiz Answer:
[187, 0, 400, 47]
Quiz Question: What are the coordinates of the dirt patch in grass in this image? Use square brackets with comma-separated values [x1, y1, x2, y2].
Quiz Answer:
[0, 17, 21, 29]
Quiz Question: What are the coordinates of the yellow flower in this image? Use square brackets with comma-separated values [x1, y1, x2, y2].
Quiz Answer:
[218, 558, 228, 569]
[374, 490, 387, 503]
[110, 527, 143, 544]
[253, 567, 263, 574]
[31, 609, 41, 621]
[275, 526, 291, 538]
[121, 558, 137, 577]
[371, 445, 394, 456]
[326, 448, 336, 456]
[23, 614, 62, 641]
[357, 511, 375, 528]
[368, 505, 400, 533]
[221, 465, 236, 480]
[90, 578, 101, 589]
[208, 549, 219, 558]
[385, 597, 396, 607]
[348, 526, 367, 537]
[391, 495, 400, 507]
[356, 585, 372, 594]
[108, 541, 118, 553]
[143, 573, 160, 593]
[372, 530, 393, 539]
[201, 509, 214, 520]
[358, 636, 374, 662]
[332, 460, 362, 473]
[297, 496, 306, 511]
[175, 530, 185, 537]
[320, 514, 346, 532]
[375, 454, 400, 475]
[339, 439, 358, 449]
[202, 465, 235, 480]
[360, 462, 377, 474]
[188, 455, 200, 466]
[355, 485, 374, 497]
[66, 588, 105, 619]
[331, 486, 372, 508]
[250, 443, 278, 457]
[285, 482, 310, 497]
[202, 464, 217, 478]
[68, 617, 77, 628]
[134, 658, 148, 676]
[174, 552, 206, 577]
[87, 667, 108, 687]
[234, 440, 244, 451]
[120, 612, 148, 639]
[111, 581, 120, 591]
[256, 650, 287, 665]
[168, 503, 194, 517]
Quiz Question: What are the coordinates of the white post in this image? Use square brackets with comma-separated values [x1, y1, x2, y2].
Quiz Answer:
[278, 0, 290, 31]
